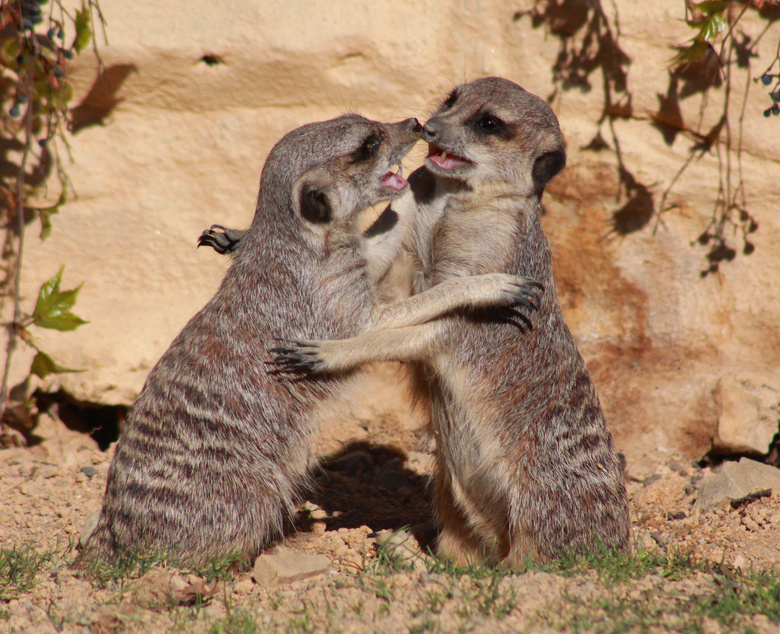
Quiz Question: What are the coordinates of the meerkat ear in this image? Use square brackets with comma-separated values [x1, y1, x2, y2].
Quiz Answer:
[293, 171, 339, 224]
[532, 149, 566, 190]
[298, 184, 332, 223]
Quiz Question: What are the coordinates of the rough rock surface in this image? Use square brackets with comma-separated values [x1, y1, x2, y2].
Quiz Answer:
[713, 373, 780, 455]
[693, 458, 780, 512]
[1, 0, 777, 468]
[252, 550, 331, 587]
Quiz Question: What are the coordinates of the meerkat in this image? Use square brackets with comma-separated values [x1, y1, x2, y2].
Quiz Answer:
[76, 113, 545, 570]
[274, 78, 631, 566]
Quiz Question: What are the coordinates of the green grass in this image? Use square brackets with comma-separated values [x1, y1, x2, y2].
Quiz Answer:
[358, 574, 396, 604]
[288, 600, 316, 633]
[696, 567, 780, 625]
[409, 615, 437, 633]
[83, 547, 245, 589]
[534, 546, 780, 633]
[362, 527, 417, 575]
[405, 544, 780, 631]
[458, 574, 517, 619]
[67, 536, 779, 633]
[82, 549, 167, 588]
[189, 553, 245, 584]
[206, 607, 259, 634]
[541, 543, 705, 584]
[0, 545, 52, 600]
[425, 553, 516, 580]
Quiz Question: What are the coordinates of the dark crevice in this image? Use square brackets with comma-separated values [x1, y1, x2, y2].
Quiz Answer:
[33, 389, 126, 451]
[199, 54, 224, 66]
[698, 422, 780, 470]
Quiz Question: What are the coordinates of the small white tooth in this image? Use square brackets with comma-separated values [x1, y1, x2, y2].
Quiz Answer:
[397, 164, 404, 177]
[441, 151, 449, 161]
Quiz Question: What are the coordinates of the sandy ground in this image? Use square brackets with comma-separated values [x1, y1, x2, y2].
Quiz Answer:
[2, 410, 780, 633]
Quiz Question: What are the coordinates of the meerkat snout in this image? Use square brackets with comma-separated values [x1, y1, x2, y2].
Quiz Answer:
[420, 122, 437, 142]
[405, 117, 423, 134]
[420, 78, 566, 194]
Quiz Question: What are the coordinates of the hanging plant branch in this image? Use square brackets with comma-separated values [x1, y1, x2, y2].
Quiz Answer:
[654, 0, 778, 275]
[516, 0, 779, 276]
[0, 0, 104, 447]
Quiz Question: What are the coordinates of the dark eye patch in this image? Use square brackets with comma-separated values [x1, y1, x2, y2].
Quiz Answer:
[469, 110, 510, 138]
[443, 89, 458, 110]
[353, 133, 383, 162]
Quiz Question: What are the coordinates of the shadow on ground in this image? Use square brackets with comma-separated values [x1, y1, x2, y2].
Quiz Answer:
[297, 441, 436, 550]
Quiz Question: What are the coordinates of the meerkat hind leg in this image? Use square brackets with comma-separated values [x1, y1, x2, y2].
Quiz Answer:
[434, 463, 498, 566]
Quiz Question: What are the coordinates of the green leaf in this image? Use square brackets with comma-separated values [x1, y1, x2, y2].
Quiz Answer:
[32, 267, 89, 331]
[52, 81, 74, 110]
[671, 39, 710, 66]
[700, 13, 726, 42]
[690, 1, 727, 16]
[685, 2, 726, 43]
[73, 1, 92, 54]
[40, 311, 89, 331]
[39, 210, 55, 241]
[38, 191, 66, 241]
[33, 79, 52, 101]
[2, 38, 20, 66]
[30, 351, 84, 379]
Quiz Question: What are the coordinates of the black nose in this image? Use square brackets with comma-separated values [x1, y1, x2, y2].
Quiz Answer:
[404, 117, 422, 134]
[421, 124, 437, 142]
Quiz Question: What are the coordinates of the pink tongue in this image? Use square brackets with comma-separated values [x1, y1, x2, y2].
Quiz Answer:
[429, 153, 461, 170]
[381, 172, 408, 191]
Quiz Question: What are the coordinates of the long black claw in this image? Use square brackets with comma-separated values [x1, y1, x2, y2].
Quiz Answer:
[271, 353, 306, 363]
[270, 339, 305, 354]
[197, 225, 243, 254]
[197, 232, 230, 254]
[514, 298, 536, 313]
[265, 360, 316, 375]
[518, 288, 541, 305]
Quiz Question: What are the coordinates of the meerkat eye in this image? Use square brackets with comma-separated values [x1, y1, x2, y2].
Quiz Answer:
[353, 133, 383, 162]
[475, 114, 505, 134]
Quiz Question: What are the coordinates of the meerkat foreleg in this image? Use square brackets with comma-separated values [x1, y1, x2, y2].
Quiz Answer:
[272, 322, 446, 374]
[272, 274, 542, 373]
[370, 274, 542, 330]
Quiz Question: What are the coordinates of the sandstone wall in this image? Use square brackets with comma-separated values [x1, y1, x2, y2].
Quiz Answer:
[8, 0, 780, 467]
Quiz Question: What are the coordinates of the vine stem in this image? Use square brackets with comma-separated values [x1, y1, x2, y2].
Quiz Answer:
[0, 55, 35, 416]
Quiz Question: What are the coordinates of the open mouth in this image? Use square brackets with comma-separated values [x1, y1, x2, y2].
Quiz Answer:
[380, 164, 408, 191]
[426, 145, 471, 170]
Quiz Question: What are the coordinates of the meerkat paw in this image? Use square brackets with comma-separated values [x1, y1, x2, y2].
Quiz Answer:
[504, 276, 544, 312]
[268, 339, 328, 375]
[197, 225, 245, 254]
[436, 530, 488, 567]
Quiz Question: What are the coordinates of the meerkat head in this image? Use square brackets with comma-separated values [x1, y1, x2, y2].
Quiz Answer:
[256, 115, 421, 232]
[421, 77, 565, 196]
